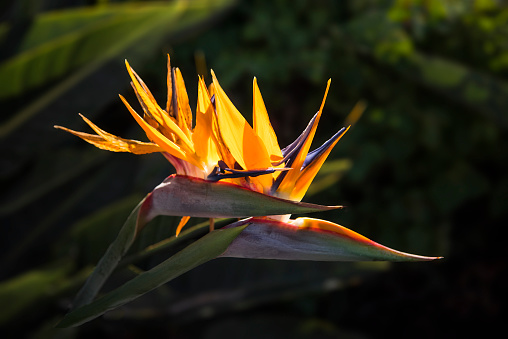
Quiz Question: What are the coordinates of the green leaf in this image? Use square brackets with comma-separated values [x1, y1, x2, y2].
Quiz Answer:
[0, 149, 106, 216]
[407, 53, 508, 126]
[0, 152, 111, 272]
[71, 164, 337, 311]
[121, 217, 233, 267]
[344, 9, 508, 127]
[68, 194, 144, 264]
[57, 225, 246, 328]
[139, 175, 341, 225]
[0, 261, 92, 325]
[0, 0, 235, 138]
[0, 0, 231, 100]
[70, 197, 145, 309]
[0, 263, 70, 324]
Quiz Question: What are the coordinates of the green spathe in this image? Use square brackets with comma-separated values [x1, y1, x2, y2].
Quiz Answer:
[138, 175, 340, 225]
[220, 217, 442, 262]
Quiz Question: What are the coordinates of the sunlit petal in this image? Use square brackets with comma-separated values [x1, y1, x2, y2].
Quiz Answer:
[119, 94, 201, 167]
[253, 77, 283, 164]
[211, 71, 273, 173]
[291, 126, 349, 201]
[174, 67, 193, 137]
[54, 125, 163, 154]
[125, 60, 195, 152]
[277, 79, 331, 196]
[192, 77, 220, 168]
[175, 216, 191, 237]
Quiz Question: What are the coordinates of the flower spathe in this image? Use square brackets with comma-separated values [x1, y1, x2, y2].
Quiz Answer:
[220, 217, 441, 261]
[56, 55, 441, 261]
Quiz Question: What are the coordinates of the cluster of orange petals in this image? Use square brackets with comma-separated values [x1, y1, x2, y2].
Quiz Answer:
[56, 55, 349, 202]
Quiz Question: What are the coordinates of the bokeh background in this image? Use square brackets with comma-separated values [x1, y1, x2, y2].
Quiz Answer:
[1, 0, 506, 338]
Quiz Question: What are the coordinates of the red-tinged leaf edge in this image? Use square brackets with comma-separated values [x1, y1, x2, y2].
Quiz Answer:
[219, 217, 443, 262]
[137, 175, 340, 227]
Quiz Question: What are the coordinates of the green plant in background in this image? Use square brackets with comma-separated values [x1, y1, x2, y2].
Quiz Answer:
[1, 0, 506, 337]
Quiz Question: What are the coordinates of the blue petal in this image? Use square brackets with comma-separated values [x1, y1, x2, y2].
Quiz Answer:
[207, 160, 286, 181]
[210, 94, 216, 111]
[170, 67, 178, 115]
[277, 112, 318, 165]
[302, 127, 347, 169]
[271, 113, 318, 191]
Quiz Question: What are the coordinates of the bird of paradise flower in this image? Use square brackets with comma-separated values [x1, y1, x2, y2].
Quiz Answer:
[55, 55, 441, 328]
[56, 55, 440, 262]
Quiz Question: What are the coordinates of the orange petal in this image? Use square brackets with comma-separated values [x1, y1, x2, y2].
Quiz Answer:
[207, 82, 216, 99]
[277, 79, 331, 195]
[125, 60, 194, 152]
[192, 77, 220, 167]
[175, 216, 191, 237]
[129, 68, 159, 113]
[212, 72, 274, 189]
[291, 126, 350, 201]
[253, 78, 283, 165]
[174, 67, 193, 136]
[54, 124, 162, 154]
[203, 81, 236, 169]
[119, 95, 202, 168]
[211, 71, 272, 176]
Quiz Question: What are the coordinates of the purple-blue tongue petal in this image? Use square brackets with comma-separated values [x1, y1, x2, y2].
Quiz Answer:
[207, 163, 288, 181]
[302, 127, 347, 169]
[271, 113, 318, 191]
[276, 113, 319, 166]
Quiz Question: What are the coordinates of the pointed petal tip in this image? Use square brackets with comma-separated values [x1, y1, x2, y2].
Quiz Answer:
[175, 216, 191, 237]
[381, 249, 443, 262]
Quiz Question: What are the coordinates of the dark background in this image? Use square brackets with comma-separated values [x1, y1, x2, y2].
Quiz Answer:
[1, 0, 506, 338]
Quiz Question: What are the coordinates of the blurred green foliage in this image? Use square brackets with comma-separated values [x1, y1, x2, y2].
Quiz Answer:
[1, 0, 507, 337]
